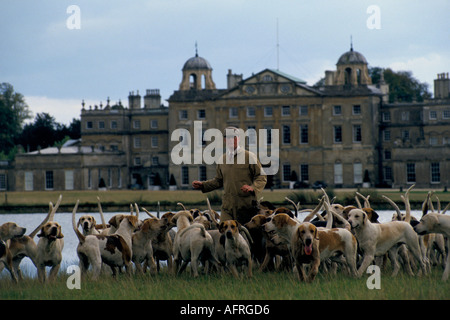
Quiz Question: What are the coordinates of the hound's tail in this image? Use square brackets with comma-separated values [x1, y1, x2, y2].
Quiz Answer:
[178, 223, 207, 238]
[72, 200, 85, 243]
[29, 196, 62, 238]
[403, 184, 415, 223]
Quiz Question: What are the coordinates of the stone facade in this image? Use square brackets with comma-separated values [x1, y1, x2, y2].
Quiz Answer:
[7, 48, 450, 191]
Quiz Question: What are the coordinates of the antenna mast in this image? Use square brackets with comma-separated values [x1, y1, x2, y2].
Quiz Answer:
[276, 18, 280, 70]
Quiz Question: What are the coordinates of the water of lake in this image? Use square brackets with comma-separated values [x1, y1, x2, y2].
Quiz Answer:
[0, 209, 423, 278]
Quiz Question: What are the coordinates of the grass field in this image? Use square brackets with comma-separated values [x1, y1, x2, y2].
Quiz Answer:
[0, 267, 448, 300]
[1, 188, 449, 212]
[1, 189, 449, 301]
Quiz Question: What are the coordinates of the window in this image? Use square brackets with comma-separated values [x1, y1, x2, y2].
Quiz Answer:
[431, 163, 440, 183]
[333, 105, 342, 115]
[98, 121, 105, 129]
[229, 107, 238, 118]
[263, 75, 273, 82]
[179, 110, 188, 120]
[443, 110, 450, 119]
[282, 106, 290, 116]
[65, 170, 74, 190]
[152, 157, 159, 166]
[117, 168, 122, 188]
[401, 111, 410, 121]
[384, 167, 393, 181]
[353, 163, 362, 184]
[181, 166, 189, 185]
[199, 166, 207, 181]
[88, 169, 92, 189]
[107, 168, 112, 188]
[382, 112, 391, 122]
[110, 145, 118, 151]
[300, 125, 308, 144]
[247, 106, 255, 117]
[45, 171, 54, 190]
[384, 150, 392, 160]
[197, 109, 206, 119]
[151, 136, 158, 148]
[150, 120, 158, 129]
[0, 174, 6, 190]
[334, 162, 343, 185]
[25, 171, 33, 191]
[334, 126, 342, 143]
[299, 105, 308, 116]
[86, 121, 93, 129]
[110, 120, 118, 129]
[264, 106, 273, 117]
[429, 136, 438, 146]
[134, 137, 141, 148]
[300, 164, 309, 182]
[429, 110, 437, 120]
[282, 125, 291, 144]
[134, 157, 141, 166]
[353, 125, 362, 143]
[133, 120, 140, 129]
[384, 130, 391, 141]
[282, 164, 291, 182]
[353, 105, 361, 115]
[406, 163, 416, 183]
[402, 130, 410, 140]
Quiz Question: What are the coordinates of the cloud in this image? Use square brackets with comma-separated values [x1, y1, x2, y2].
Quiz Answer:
[388, 53, 450, 87]
[24, 96, 94, 125]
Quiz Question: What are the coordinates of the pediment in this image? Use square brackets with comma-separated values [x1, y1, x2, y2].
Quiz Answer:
[218, 69, 321, 99]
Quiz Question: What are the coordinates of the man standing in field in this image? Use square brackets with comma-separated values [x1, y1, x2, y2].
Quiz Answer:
[192, 127, 267, 224]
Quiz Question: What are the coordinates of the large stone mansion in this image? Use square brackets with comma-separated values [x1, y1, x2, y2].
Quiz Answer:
[2, 47, 449, 191]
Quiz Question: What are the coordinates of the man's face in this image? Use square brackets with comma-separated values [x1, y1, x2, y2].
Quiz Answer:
[225, 136, 239, 150]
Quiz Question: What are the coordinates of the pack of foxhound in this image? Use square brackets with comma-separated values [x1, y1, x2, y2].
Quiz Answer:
[1, 185, 449, 284]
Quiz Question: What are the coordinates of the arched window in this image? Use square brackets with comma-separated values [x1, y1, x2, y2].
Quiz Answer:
[201, 74, 206, 89]
[189, 74, 197, 89]
[345, 68, 352, 85]
[356, 69, 362, 84]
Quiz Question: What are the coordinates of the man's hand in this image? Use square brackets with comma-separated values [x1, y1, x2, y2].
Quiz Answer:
[241, 185, 254, 193]
[192, 180, 203, 190]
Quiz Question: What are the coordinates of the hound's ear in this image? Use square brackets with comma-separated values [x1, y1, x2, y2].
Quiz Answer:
[108, 216, 118, 228]
[37, 226, 45, 238]
[219, 234, 226, 247]
[314, 226, 319, 240]
[219, 222, 226, 234]
[362, 212, 368, 225]
[57, 226, 64, 239]
[77, 218, 82, 228]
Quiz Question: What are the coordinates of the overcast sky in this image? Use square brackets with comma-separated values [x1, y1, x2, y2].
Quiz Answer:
[1, 0, 449, 125]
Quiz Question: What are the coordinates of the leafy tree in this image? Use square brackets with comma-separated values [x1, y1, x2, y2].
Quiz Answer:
[314, 67, 432, 103]
[0, 83, 31, 154]
[369, 67, 432, 102]
[17, 114, 81, 152]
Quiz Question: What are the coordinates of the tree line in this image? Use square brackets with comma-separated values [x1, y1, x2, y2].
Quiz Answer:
[0, 83, 80, 160]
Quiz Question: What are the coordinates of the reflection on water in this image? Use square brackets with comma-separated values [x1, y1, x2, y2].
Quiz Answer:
[0, 210, 423, 278]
